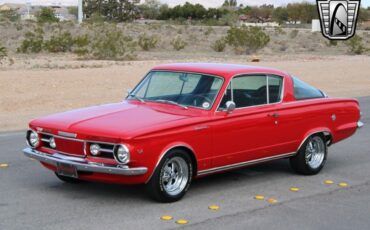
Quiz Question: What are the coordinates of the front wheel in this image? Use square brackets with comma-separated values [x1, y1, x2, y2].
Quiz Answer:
[146, 150, 193, 202]
[290, 134, 327, 175]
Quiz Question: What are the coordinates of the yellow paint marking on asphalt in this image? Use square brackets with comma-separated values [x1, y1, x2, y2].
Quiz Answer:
[324, 180, 334, 185]
[290, 187, 300, 192]
[338, 182, 348, 187]
[208, 205, 220, 210]
[160, 215, 173, 221]
[176, 219, 188, 225]
[0, 163, 9, 168]
[267, 198, 278, 204]
[254, 195, 265, 200]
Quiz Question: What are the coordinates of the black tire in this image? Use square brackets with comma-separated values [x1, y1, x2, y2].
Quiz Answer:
[146, 149, 193, 203]
[290, 134, 327, 175]
[55, 172, 83, 184]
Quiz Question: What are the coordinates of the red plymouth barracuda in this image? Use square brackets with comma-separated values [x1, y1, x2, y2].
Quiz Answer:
[24, 63, 363, 202]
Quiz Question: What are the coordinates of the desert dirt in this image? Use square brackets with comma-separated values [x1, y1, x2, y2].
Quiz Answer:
[1, 54, 370, 132]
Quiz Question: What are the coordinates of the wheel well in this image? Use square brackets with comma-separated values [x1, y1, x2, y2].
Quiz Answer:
[322, 131, 333, 146]
[297, 131, 333, 152]
[171, 146, 198, 177]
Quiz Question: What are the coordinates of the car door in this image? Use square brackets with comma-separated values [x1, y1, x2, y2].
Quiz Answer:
[210, 74, 285, 168]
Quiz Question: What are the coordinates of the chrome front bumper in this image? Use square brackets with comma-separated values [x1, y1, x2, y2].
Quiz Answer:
[23, 148, 147, 176]
[358, 121, 364, 128]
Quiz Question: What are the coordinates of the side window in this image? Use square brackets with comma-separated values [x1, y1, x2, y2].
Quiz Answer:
[232, 75, 268, 108]
[293, 77, 324, 100]
[218, 75, 284, 110]
[268, 76, 283, 103]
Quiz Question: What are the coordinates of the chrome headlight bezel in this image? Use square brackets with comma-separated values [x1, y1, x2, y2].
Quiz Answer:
[90, 144, 101, 156]
[113, 144, 130, 164]
[26, 130, 40, 148]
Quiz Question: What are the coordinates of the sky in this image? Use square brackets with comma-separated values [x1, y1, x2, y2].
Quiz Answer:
[0, 0, 369, 7]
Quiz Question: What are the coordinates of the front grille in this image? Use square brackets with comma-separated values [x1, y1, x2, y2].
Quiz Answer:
[40, 133, 116, 159]
[41, 133, 85, 157]
[55, 138, 85, 156]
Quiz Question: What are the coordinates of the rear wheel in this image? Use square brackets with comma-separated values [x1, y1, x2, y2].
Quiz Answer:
[55, 172, 83, 184]
[146, 149, 193, 202]
[290, 134, 327, 175]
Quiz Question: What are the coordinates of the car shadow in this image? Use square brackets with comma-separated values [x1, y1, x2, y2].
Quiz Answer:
[40, 159, 295, 202]
[190, 159, 294, 191]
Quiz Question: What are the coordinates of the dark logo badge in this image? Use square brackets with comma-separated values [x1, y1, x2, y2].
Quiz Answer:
[317, 0, 361, 40]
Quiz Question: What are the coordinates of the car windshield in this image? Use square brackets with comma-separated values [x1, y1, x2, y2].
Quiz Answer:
[128, 71, 224, 110]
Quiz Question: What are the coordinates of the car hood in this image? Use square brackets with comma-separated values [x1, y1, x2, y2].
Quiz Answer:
[30, 102, 198, 140]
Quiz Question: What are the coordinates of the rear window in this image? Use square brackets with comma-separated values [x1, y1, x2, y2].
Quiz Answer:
[293, 77, 324, 100]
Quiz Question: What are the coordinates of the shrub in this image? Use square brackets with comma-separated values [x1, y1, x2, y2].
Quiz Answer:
[171, 36, 187, 51]
[73, 35, 90, 56]
[346, 35, 367, 54]
[138, 33, 159, 51]
[274, 27, 285, 35]
[204, 27, 214, 36]
[211, 38, 226, 52]
[225, 26, 270, 54]
[17, 28, 44, 53]
[0, 9, 20, 22]
[44, 31, 74, 52]
[0, 43, 7, 63]
[36, 7, 59, 23]
[290, 29, 299, 38]
[327, 40, 337, 46]
[91, 30, 136, 60]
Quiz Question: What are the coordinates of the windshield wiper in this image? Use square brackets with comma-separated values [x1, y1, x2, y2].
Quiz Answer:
[128, 94, 145, 103]
[155, 99, 188, 110]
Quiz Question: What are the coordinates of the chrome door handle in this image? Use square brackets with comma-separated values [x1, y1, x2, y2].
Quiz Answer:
[268, 113, 279, 118]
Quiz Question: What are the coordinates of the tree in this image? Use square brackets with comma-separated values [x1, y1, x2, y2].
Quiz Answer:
[36, 7, 59, 23]
[273, 7, 288, 24]
[359, 8, 370, 22]
[84, 0, 139, 22]
[286, 3, 301, 24]
[138, 0, 161, 19]
[298, 2, 317, 23]
[222, 0, 237, 8]
[68, 6, 78, 18]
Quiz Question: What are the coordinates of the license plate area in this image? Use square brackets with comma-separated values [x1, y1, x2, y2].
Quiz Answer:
[56, 162, 78, 178]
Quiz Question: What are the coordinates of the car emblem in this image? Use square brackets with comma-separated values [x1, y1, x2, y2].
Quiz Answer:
[316, 0, 360, 40]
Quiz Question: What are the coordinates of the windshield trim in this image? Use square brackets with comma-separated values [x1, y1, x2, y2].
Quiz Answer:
[127, 70, 225, 111]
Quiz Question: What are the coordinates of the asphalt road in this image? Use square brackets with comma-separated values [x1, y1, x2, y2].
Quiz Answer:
[0, 97, 369, 230]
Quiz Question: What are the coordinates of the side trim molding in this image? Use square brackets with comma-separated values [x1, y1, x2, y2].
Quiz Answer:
[197, 152, 295, 176]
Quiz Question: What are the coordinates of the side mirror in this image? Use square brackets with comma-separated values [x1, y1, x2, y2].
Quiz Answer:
[225, 101, 236, 113]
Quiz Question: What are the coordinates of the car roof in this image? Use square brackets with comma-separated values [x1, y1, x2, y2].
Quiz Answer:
[152, 63, 290, 79]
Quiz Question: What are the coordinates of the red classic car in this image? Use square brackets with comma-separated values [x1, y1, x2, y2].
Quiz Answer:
[24, 63, 363, 202]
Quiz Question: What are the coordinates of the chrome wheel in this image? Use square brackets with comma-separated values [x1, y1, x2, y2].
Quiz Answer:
[305, 136, 325, 169]
[161, 157, 189, 196]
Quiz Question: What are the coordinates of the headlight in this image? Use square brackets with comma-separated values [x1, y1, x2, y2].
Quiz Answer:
[114, 144, 130, 164]
[26, 130, 39, 148]
[49, 137, 56, 149]
[90, 144, 100, 156]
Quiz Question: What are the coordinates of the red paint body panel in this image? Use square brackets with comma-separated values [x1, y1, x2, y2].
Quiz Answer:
[28, 63, 361, 184]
